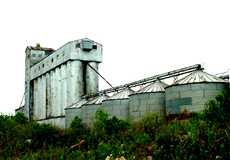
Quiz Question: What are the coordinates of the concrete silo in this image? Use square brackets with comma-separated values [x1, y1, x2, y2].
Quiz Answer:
[102, 88, 134, 120]
[129, 81, 167, 120]
[165, 70, 229, 114]
[20, 38, 102, 128]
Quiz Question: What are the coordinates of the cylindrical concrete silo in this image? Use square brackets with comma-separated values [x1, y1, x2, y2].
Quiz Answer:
[67, 61, 84, 106]
[86, 62, 99, 95]
[102, 88, 134, 120]
[129, 80, 167, 120]
[165, 70, 229, 115]
[82, 94, 108, 126]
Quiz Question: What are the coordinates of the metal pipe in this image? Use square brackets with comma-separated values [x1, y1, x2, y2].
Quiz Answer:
[86, 64, 202, 98]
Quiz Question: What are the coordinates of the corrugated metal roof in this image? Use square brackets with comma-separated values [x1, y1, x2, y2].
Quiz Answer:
[175, 70, 228, 84]
[87, 95, 108, 105]
[108, 88, 135, 100]
[68, 99, 88, 108]
[138, 81, 168, 93]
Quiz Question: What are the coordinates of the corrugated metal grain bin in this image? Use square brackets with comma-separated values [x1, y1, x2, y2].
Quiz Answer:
[165, 70, 229, 114]
[102, 88, 134, 120]
[65, 99, 88, 128]
[129, 81, 167, 120]
[81, 94, 108, 126]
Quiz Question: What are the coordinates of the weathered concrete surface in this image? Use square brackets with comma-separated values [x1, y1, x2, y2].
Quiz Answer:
[37, 117, 65, 128]
[20, 38, 102, 128]
[86, 62, 99, 95]
[29, 39, 102, 80]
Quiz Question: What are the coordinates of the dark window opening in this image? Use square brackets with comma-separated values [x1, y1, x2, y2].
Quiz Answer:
[82, 62, 87, 95]
[45, 78, 49, 118]
[93, 45, 97, 49]
[76, 43, 81, 48]
[30, 81, 34, 120]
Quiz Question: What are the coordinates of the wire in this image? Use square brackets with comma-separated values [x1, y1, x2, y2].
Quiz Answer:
[87, 63, 117, 92]
[18, 92, 25, 109]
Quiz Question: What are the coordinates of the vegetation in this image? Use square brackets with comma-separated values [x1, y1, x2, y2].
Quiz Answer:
[0, 90, 230, 159]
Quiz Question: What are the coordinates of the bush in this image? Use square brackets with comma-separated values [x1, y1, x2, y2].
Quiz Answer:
[141, 113, 164, 139]
[13, 112, 28, 124]
[105, 116, 130, 135]
[30, 123, 61, 149]
[203, 91, 230, 127]
[1, 90, 230, 159]
[70, 116, 86, 137]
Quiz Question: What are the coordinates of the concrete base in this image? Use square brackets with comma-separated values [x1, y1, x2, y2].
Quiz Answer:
[37, 116, 66, 128]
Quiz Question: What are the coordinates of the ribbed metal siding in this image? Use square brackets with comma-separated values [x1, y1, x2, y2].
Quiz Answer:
[165, 82, 229, 114]
[129, 92, 165, 120]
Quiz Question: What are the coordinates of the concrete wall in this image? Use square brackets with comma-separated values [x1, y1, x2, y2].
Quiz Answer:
[37, 117, 65, 128]
[102, 99, 129, 120]
[29, 39, 102, 80]
[30, 61, 84, 126]
[129, 92, 165, 120]
[21, 39, 103, 128]
[166, 82, 229, 114]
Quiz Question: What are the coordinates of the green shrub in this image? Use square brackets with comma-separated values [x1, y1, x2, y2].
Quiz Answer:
[96, 143, 112, 159]
[13, 112, 28, 124]
[141, 113, 164, 139]
[30, 123, 61, 149]
[105, 116, 130, 135]
[1, 90, 230, 159]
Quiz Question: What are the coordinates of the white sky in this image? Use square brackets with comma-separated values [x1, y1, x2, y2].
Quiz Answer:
[0, 0, 229, 114]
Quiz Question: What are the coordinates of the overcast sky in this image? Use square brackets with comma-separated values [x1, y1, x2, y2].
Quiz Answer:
[0, 0, 229, 114]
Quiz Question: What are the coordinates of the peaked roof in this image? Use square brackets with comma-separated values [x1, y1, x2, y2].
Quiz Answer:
[108, 88, 135, 100]
[175, 70, 228, 84]
[87, 95, 109, 105]
[27, 46, 55, 52]
[138, 81, 168, 93]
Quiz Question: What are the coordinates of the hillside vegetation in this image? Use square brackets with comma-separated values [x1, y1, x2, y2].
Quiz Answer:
[0, 91, 230, 160]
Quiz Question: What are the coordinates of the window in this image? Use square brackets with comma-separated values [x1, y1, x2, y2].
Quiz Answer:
[76, 43, 80, 48]
[93, 45, 97, 49]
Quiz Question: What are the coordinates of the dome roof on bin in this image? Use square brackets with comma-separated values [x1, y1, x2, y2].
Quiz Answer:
[175, 70, 228, 84]
[138, 80, 168, 93]
[68, 99, 88, 108]
[87, 94, 109, 105]
[108, 88, 135, 100]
